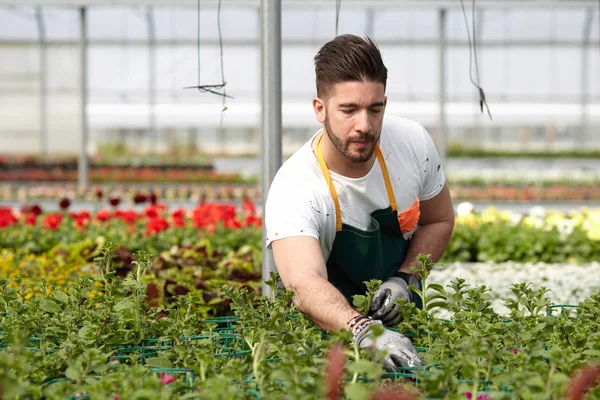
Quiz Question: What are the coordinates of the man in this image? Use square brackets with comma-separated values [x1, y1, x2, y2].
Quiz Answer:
[264, 34, 455, 372]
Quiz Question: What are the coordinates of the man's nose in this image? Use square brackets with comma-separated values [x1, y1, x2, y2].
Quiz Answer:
[354, 110, 371, 133]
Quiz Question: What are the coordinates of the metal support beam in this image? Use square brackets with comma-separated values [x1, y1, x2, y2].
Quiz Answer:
[35, 6, 48, 156]
[147, 6, 157, 154]
[78, 6, 89, 189]
[2, 39, 599, 48]
[438, 8, 447, 168]
[260, 0, 282, 297]
[5, 0, 600, 9]
[580, 8, 593, 147]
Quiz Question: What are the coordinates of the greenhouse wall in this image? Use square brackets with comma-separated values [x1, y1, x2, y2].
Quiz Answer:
[1, 5, 599, 155]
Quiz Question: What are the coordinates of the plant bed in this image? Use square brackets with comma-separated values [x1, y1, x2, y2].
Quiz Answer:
[1, 253, 600, 399]
[4, 180, 600, 203]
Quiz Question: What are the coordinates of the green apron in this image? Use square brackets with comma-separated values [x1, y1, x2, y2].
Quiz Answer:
[315, 131, 423, 309]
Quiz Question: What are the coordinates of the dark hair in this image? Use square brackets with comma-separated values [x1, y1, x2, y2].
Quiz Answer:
[314, 34, 387, 98]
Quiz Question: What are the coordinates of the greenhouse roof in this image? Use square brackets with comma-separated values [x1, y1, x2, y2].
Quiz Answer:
[1, 0, 599, 8]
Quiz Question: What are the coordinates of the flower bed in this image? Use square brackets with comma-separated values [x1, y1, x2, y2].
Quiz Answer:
[1, 254, 599, 399]
[3, 181, 600, 204]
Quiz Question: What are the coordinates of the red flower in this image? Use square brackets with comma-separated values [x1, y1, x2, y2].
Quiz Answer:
[171, 208, 185, 219]
[160, 373, 175, 385]
[242, 197, 256, 216]
[42, 213, 63, 230]
[0, 208, 18, 229]
[191, 203, 236, 229]
[58, 197, 71, 210]
[114, 209, 138, 224]
[96, 209, 112, 222]
[30, 204, 43, 216]
[244, 215, 262, 228]
[172, 217, 185, 228]
[109, 196, 120, 207]
[133, 193, 147, 204]
[144, 204, 167, 219]
[23, 213, 37, 226]
[145, 216, 169, 235]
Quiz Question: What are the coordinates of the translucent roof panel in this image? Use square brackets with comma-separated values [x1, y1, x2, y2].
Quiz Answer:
[88, 7, 149, 40]
[378, 45, 438, 99]
[43, 8, 80, 40]
[0, 6, 38, 39]
[372, 9, 438, 40]
[153, 6, 259, 41]
[481, 9, 587, 41]
[446, 8, 587, 41]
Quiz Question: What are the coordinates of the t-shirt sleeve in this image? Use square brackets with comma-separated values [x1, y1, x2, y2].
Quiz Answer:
[264, 176, 325, 249]
[419, 125, 447, 201]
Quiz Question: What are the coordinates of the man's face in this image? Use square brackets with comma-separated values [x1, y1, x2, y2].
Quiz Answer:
[317, 80, 387, 164]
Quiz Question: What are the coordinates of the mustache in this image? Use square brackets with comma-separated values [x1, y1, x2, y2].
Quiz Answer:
[347, 133, 375, 143]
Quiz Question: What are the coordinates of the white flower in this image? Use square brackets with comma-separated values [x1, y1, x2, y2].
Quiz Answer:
[557, 219, 575, 240]
[456, 201, 475, 217]
[509, 213, 523, 226]
[529, 205, 546, 219]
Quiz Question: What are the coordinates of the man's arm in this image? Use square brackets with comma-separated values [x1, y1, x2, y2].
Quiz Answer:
[398, 183, 455, 276]
[271, 236, 360, 332]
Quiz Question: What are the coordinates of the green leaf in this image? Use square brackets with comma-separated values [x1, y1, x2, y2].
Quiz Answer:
[428, 284, 446, 295]
[525, 375, 545, 390]
[65, 366, 79, 381]
[144, 356, 173, 368]
[425, 294, 448, 302]
[114, 299, 133, 312]
[426, 301, 449, 311]
[344, 383, 370, 400]
[52, 291, 69, 304]
[38, 299, 61, 314]
[78, 325, 91, 339]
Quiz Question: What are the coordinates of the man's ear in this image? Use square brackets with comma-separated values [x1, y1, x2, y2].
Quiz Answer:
[312, 97, 326, 124]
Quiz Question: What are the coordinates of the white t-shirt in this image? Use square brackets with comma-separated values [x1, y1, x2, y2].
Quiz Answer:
[265, 115, 446, 262]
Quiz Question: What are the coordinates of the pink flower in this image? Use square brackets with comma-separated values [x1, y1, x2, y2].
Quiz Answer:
[160, 373, 176, 385]
[512, 349, 519, 354]
[465, 393, 472, 399]
[113, 394, 120, 400]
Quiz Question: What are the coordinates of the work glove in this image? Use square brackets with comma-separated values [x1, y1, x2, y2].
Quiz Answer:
[369, 274, 418, 327]
[355, 321, 423, 372]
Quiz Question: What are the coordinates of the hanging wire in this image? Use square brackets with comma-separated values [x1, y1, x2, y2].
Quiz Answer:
[183, 0, 232, 100]
[335, 0, 342, 36]
[460, 0, 492, 120]
[217, 0, 228, 123]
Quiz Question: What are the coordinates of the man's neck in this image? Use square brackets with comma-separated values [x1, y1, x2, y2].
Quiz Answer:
[312, 130, 377, 179]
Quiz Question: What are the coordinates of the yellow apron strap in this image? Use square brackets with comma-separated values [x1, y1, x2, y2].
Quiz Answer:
[316, 131, 343, 232]
[375, 146, 398, 212]
[315, 130, 398, 232]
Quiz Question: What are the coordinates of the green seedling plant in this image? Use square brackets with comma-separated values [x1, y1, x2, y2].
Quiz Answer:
[1, 248, 600, 399]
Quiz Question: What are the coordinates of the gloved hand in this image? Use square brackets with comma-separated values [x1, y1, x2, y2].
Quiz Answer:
[369, 274, 418, 326]
[355, 321, 423, 372]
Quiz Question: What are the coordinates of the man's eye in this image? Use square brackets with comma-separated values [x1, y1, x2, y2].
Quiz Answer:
[341, 109, 354, 115]
[370, 109, 382, 114]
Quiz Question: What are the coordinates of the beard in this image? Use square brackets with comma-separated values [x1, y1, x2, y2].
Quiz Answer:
[324, 116, 378, 164]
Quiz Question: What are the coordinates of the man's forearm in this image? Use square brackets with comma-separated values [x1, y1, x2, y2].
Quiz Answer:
[399, 220, 454, 277]
[289, 275, 361, 332]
